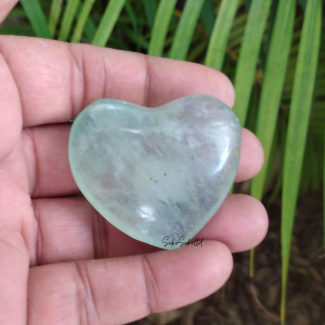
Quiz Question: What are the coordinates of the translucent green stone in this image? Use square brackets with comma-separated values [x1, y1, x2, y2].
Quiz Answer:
[69, 94, 241, 249]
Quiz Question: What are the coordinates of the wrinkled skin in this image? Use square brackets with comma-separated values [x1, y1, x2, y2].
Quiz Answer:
[0, 1, 268, 324]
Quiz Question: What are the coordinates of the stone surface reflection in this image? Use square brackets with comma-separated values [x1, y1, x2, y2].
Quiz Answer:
[69, 94, 241, 249]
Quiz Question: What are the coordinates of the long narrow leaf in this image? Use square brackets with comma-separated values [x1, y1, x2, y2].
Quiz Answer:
[232, 0, 272, 126]
[20, 0, 52, 39]
[245, 84, 259, 133]
[199, 0, 215, 36]
[108, 34, 131, 51]
[169, 0, 205, 60]
[243, 0, 253, 11]
[187, 39, 208, 62]
[0, 24, 35, 36]
[71, 0, 95, 42]
[298, 0, 307, 10]
[251, 0, 295, 201]
[6, 9, 27, 19]
[92, 0, 126, 47]
[205, 0, 240, 70]
[232, 11, 248, 30]
[119, 25, 149, 50]
[49, 0, 63, 37]
[124, 0, 137, 31]
[124, 1, 142, 51]
[264, 118, 279, 190]
[281, 1, 322, 324]
[59, 0, 80, 41]
[143, 0, 157, 29]
[83, 16, 96, 42]
[268, 113, 287, 207]
[148, 0, 177, 56]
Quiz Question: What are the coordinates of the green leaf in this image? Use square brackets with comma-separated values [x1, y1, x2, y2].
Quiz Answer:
[124, 0, 137, 31]
[6, 8, 27, 19]
[244, 83, 261, 278]
[298, 0, 307, 10]
[263, 0, 279, 61]
[59, 0, 80, 41]
[148, 0, 177, 56]
[246, 84, 259, 134]
[264, 116, 279, 188]
[20, 0, 52, 39]
[119, 25, 149, 50]
[49, 0, 63, 37]
[83, 16, 96, 41]
[199, 0, 216, 36]
[143, 0, 157, 29]
[92, 0, 127, 47]
[116, 16, 147, 25]
[249, 247, 254, 277]
[123, 1, 144, 52]
[205, 0, 240, 70]
[232, 0, 272, 126]
[0, 24, 35, 36]
[267, 113, 287, 207]
[251, 0, 295, 203]
[243, 0, 253, 11]
[107, 34, 131, 51]
[228, 13, 247, 45]
[227, 12, 247, 54]
[71, 0, 95, 42]
[169, 0, 205, 60]
[281, 1, 322, 324]
[187, 39, 208, 62]
[94, 0, 103, 12]
[232, 11, 248, 30]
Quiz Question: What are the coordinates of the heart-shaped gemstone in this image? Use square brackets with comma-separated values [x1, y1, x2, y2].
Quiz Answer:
[69, 94, 241, 249]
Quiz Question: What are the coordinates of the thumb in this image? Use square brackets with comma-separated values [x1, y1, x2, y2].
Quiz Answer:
[0, 0, 19, 24]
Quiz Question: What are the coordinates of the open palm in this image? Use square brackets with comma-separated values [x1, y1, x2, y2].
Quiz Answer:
[0, 2, 267, 324]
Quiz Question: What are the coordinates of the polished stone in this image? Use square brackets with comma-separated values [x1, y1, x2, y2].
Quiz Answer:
[69, 94, 241, 249]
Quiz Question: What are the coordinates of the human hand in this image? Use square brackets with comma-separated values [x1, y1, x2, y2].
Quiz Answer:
[0, 2, 267, 324]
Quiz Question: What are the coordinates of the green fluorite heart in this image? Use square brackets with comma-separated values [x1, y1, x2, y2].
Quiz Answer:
[69, 94, 241, 249]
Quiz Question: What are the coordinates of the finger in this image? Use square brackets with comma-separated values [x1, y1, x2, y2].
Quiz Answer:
[0, 36, 234, 127]
[30, 195, 158, 266]
[0, 40, 21, 163]
[30, 193, 267, 265]
[196, 194, 268, 252]
[0, 0, 18, 24]
[28, 241, 232, 325]
[0, 231, 28, 325]
[235, 128, 264, 182]
[0, 172, 31, 325]
[23, 124, 263, 198]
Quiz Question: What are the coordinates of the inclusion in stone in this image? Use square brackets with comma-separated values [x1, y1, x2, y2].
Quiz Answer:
[68, 94, 241, 249]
